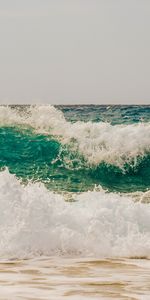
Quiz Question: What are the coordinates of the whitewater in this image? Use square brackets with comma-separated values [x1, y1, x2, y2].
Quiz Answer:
[0, 168, 150, 259]
[0, 105, 150, 299]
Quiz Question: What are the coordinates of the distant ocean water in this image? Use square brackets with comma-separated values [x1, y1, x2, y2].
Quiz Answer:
[0, 105, 150, 259]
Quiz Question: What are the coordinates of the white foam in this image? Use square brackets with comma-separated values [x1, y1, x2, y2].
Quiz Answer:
[0, 169, 150, 259]
[0, 105, 150, 167]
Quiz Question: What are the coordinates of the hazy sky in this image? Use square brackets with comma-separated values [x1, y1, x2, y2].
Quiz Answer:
[0, 0, 150, 104]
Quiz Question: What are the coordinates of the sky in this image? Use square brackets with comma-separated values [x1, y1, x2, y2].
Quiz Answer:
[0, 0, 150, 104]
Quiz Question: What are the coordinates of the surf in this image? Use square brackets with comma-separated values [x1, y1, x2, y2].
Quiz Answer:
[0, 124, 150, 192]
[0, 105, 150, 168]
[0, 169, 150, 259]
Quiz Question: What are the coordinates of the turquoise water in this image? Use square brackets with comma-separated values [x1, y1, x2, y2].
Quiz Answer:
[0, 105, 149, 193]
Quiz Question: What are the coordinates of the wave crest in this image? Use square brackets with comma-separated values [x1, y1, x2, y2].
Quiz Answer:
[0, 105, 150, 168]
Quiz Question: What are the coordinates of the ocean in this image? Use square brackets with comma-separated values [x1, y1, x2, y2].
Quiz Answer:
[0, 104, 150, 299]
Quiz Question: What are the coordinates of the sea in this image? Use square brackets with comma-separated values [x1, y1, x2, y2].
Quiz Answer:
[0, 104, 150, 299]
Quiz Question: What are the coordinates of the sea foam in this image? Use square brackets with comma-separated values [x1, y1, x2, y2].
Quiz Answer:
[0, 169, 150, 259]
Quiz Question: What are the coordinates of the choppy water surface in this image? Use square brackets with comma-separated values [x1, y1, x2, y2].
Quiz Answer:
[0, 105, 150, 299]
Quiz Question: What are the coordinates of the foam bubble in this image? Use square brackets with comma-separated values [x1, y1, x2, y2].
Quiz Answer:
[0, 169, 150, 259]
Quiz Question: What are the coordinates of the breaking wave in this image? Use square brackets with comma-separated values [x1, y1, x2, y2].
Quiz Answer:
[0, 105, 150, 168]
[0, 169, 150, 259]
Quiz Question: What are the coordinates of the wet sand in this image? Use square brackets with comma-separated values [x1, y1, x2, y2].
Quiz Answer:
[0, 257, 150, 299]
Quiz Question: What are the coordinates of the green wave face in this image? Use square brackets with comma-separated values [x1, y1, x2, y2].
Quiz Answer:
[0, 127, 150, 193]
